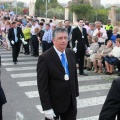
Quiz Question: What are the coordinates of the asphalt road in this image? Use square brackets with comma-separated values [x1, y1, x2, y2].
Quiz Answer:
[0, 47, 119, 120]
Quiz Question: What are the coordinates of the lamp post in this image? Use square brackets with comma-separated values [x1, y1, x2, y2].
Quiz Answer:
[16, 0, 17, 15]
[46, 0, 47, 22]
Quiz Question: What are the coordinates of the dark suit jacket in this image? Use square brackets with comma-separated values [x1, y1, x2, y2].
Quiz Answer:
[37, 47, 79, 113]
[8, 27, 24, 45]
[0, 56, 7, 106]
[72, 27, 89, 51]
[99, 78, 120, 120]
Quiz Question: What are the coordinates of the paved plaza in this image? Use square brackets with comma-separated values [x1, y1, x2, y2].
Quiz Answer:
[0, 47, 119, 120]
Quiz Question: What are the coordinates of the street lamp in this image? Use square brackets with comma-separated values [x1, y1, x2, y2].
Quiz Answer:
[15, 0, 17, 15]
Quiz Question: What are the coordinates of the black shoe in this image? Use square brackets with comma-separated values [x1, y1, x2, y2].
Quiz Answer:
[13, 62, 17, 64]
[79, 73, 88, 76]
[87, 68, 91, 71]
[34, 55, 38, 57]
[117, 72, 120, 76]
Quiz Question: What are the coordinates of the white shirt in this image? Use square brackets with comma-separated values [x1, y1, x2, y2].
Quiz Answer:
[53, 46, 66, 60]
[30, 23, 39, 35]
[110, 46, 120, 59]
[93, 28, 108, 43]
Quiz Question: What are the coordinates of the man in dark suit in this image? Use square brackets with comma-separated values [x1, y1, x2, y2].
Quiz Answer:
[99, 77, 120, 120]
[72, 19, 89, 76]
[8, 22, 24, 64]
[0, 56, 7, 120]
[37, 28, 79, 120]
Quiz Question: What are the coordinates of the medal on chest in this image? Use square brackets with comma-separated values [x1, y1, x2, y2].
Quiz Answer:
[64, 74, 69, 81]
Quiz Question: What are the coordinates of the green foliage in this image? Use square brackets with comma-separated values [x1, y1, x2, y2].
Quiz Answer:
[35, 0, 64, 18]
[70, 4, 109, 23]
[17, 1, 24, 8]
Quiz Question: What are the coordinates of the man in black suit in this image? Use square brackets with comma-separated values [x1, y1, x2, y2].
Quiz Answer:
[37, 28, 79, 120]
[8, 22, 24, 64]
[0, 56, 7, 120]
[99, 77, 120, 120]
[72, 19, 89, 76]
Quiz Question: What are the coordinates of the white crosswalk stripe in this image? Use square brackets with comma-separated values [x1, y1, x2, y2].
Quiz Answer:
[6, 66, 36, 71]
[2, 61, 37, 66]
[11, 73, 37, 78]
[24, 83, 111, 98]
[1, 57, 38, 61]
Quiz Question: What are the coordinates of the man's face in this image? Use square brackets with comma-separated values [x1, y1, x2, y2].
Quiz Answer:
[64, 21, 69, 27]
[78, 20, 84, 27]
[46, 25, 50, 30]
[90, 25, 95, 30]
[12, 24, 17, 28]
[53, 32, 68, 52]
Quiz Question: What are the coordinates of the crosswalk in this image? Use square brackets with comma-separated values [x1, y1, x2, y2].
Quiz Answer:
[1, 47, 118, 120]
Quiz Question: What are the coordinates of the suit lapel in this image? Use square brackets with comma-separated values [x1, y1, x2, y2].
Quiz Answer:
[50, 47, 65, 73]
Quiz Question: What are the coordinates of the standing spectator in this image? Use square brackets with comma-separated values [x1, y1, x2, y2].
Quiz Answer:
[53, 16, 58, 27]
[93, 21, 108, 47]
[105, 20, 113, 39]
[30, 20, 39, 57]
[42, 24, 53, 52]
[8, 22, 24, 64]
[72, 19, 89, 76]
[87, 23, 95, 44]
[23, 23, 31, 55]
[49, 19, 55, 29]
[64, 20, 73, 48]
[41, 19, 46, 31]
[84, 21, 90, 34]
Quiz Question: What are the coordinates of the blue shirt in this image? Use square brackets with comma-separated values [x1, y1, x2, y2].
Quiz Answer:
[110, 34, 117, 43]
[42, 29, 53, 43]
[14, 28, 18, 42]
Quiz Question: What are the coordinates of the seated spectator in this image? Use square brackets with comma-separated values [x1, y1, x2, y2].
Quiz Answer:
[93, 40, 113, 74]
[104, 38, 120, 75]
[106, 26, 120, 46]
[86, 36, 99, 70]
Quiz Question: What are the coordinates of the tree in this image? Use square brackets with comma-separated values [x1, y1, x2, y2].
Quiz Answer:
[17, 1, 24, 8]
[70, 4, 93, 20]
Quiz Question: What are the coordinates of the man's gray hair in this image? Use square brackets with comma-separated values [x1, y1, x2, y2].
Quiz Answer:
[90, 23, 95, 27]
[53, 28, 68, 38]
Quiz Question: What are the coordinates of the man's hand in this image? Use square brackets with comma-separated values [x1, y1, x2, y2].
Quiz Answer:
[21, 38, 24, 43]
[11, 40, 14, 45]
[73, 47, 77, 53]
[44, 109, 56, 120]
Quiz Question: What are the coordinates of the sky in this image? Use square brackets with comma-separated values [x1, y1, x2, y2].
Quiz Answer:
[18, 0, 120, 5]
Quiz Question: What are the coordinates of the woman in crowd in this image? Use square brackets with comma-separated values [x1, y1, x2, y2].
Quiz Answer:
[104, 38, 120, 75]
[86, 36, 99, 70]
[106, 26, 120, 46]
[5, 20, 11, 50]
[23, 23, 31, 55]
[93, 40, 113, 74]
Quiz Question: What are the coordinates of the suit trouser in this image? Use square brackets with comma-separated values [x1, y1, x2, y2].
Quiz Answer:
[45, 97, 77, 120]
[12, 42, 21, 62]
[42, 41, 53, 53]
[32, 35, 39, 56]
[23, 39, 30, 54]
[67, 41, 71, 48]
[117, 60, 120, 71]
[0, 105, 2, 120]
[76, 50, 85, 73]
